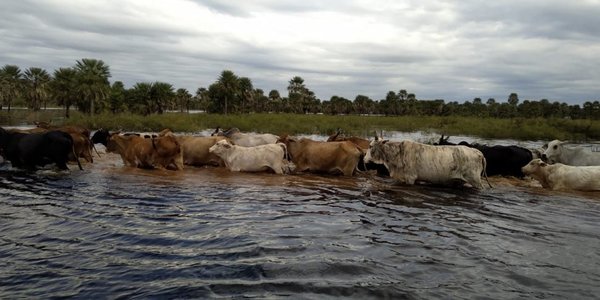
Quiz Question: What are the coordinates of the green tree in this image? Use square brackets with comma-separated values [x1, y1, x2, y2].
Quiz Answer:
[217, 70, 239, 114]
[195, 87, 209, 112]
[75, 58, 111, 114]
[127, 82, 152, 115]
[238, 77, 253, 113]
[108, 81, 126, 114]
[175, 88, 192, 112]
[50, 67, 78, 118]
[150, 81, 174, 114]
[0, 65, 23, 111]
[23, 67, 51, 111]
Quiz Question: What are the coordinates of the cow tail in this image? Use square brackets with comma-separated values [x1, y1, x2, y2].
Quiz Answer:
[73, 145, 83, 170]
[279, 143, 289, 161]
[355, 145, 366, 175]
[482, 156, 492, 188]
[91, 138, 101, 158]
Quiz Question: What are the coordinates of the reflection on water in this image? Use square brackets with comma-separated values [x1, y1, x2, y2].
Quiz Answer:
[1, 144, 600, 299]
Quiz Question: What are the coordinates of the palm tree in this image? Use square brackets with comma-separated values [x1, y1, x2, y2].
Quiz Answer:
[0, 65, 23, 111]
[108, 81, 126, 114]
[75, 58, 111, 114]
[128, 82, 152, 115]
[23, 67, 51, 111]
[175, 88, 192, 112]
[217, 70, 239, 114]
[150, 81, 174, 114]
[238, 77, 253, 113]
[50, 67, 78, 118]
[195, 87, 209, 112]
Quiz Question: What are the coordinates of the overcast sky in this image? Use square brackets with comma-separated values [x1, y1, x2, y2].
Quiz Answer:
[1, 0, 599, 104]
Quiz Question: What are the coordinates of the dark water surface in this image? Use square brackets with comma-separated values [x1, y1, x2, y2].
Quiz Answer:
[1, 150, 600, 299]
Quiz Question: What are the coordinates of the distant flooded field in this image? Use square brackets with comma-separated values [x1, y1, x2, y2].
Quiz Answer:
[1, 129, 599, 298]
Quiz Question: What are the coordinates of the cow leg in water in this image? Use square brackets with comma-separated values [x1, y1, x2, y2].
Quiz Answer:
[72, 146, 83, 170]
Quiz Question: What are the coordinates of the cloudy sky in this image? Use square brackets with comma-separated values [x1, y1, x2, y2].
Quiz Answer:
[1, 0, 599, 104]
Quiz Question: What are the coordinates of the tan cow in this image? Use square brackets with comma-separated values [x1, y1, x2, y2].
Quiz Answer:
[277, 135, 362, 176]
[69, 132, 93, 163]
[107, 134, 183, 170]
[327, 131, 370, 151]
[176, 135, 228, 167]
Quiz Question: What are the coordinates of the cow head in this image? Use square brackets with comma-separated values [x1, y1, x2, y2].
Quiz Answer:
[365, 136, 389, 164]
[521, 158, 548, 176]
[91, 128, 110, 146]
[208, 139, 233, 156]
[541, 140, 565, 163]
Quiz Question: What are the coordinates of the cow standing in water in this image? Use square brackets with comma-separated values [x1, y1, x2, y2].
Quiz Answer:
[0, 127, 82, 171]
[211, 127, 279, 147]
[436, 135, 533, 178]
[209, 140, 288, 174]
[542, 140, 600, 166]
[278, 135, 363, 176]
[522, 159, 600, 191]
[366, 137, 489, 189]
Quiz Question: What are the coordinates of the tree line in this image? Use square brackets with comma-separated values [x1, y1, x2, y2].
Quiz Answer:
[2, 59, 599, 120]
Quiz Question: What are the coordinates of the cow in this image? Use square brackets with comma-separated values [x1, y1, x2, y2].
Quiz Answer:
[366, 137, 489, 189]
[35, 121, 91, 138]
[522, 159, 600, 191]
[436, 135, 533, 178]
[107, 133, 183, 170]
[542, 140, 600, 166]
[69, 132, 94, 163]
[327, 129, 389, 176]
[208, 139, 288, 174]
[91, 128, 110, 146]
[175, 135, 228, 167]
[277, 135, 363, 176]
[0, 127, 83, 171]
[211, 127, 279, 147]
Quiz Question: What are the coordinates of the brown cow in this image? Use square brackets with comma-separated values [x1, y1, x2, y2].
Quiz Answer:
[107, 133, 183, 170]
[327, 130, 370, 151]
[69, 132, 93, 163]
[35, 121, 90, 138]
[176, 135, 228, 167]
[277, 135, 362, 176]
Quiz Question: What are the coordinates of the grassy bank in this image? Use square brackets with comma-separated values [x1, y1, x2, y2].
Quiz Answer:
[2, 110, 599, 141]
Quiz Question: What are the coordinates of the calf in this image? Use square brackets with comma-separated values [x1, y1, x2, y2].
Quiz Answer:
[366, 138, 489, 189]
[522, 159, 600, 191]
[209, 139, 287, 174]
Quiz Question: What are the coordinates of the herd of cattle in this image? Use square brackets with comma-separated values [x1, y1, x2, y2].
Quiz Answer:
[1, 123, 599, 192]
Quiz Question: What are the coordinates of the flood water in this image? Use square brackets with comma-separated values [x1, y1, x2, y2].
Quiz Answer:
[1, 132, 600, 299]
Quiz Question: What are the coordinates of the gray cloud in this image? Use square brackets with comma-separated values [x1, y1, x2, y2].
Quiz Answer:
[1, 0, 599, 105]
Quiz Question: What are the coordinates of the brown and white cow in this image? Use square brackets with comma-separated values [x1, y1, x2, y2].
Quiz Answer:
[522, 158, 600, 191]
[365, 138, 489, 189]
[208, 139, 288, 174]
[107, 133, 183, 170]
[277, 135, 363, 176]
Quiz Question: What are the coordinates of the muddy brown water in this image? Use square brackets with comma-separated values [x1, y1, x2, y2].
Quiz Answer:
[1, 132, 599, 299]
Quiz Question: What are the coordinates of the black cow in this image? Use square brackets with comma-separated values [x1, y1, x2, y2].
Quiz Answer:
[91, 128, 110, 146]
[436, 135, 532, 178]
[0, 127, 83, 171]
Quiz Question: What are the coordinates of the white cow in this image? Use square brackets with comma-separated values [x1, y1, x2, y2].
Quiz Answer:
[211, 127, 279, 147]
[208, 139, 288, 174]
[365, 138, 490, 189]
[522, 158, 600, 191]
[542, 140, 600, 166]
